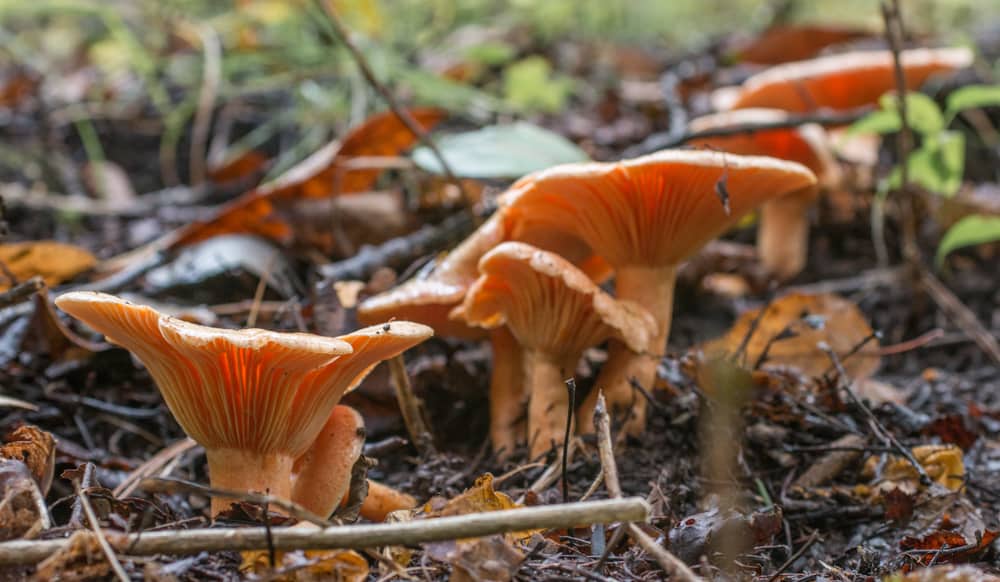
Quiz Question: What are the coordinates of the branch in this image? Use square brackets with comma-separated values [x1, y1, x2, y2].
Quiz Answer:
[313, 1, 477, 220]
[0, 498, 650, 566]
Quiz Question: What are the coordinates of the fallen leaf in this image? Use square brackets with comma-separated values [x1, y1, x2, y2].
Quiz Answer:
[863, 444, 966, 494]
[0, 241, 96, 291]
[34, 530, 110, 581]
[884, 487, 916, 522]
[242, 523, 369, 582]
[702, 292, 880, 379]
[0, 425, 55, 494]
[168, 108, 444, 250]
[426, 535, 523, 582]
[207, 150, 269, 184]
[922, 414, 979, 451]
[0, 458, 48, 541]
[899, 529, 997, 566]
[887, 565, 1000, 581]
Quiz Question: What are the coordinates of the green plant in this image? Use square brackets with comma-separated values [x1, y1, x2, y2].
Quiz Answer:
[848, 86, 1000, 267]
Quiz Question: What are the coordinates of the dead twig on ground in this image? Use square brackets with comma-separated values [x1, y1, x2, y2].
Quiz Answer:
[114, 438, 199, 498]
[387, 355, 436, 455]
[0, 276, 43, 309]
[0, 498, 649, 565]
[75, 480, 129, 582]
[594, 393, 703, 582]
[918, 269, 1000, 365]
[313, 0, 477, 221]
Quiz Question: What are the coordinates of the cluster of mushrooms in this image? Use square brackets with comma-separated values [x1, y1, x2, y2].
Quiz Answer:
[360, 45, 973, 460]
[51, 46, 974, 519]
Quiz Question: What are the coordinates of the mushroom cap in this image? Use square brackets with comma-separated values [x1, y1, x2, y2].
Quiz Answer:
[688, 108, 841, 193]
[357, 208, 611, 339]
[461, 242, 656, 359]
[499, 149, 817, 268]
[55, 291, 431, 459]
[727, 47, 973, 112]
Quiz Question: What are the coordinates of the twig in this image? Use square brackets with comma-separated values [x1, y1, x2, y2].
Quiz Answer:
[880, 0, 920, 266]
[819, 343, 931, 486]
[187, 23, 222, 187]
[593, 393, 703, 582]
[318, 209, 479, 282]
[623, 108, 873, 157]
[767, 530, 820, 582]
[113, 438, 198, 498]
[918, 269, 1000, 364]
[0, 498, 650, 565]
[313, 0, 477, 220]
[139, 478, 333, 527]
[387, 355, 435, 455]
[0, 276, 43, 309]
[75, 481, 129, 582]
[561, 379, 576, 503]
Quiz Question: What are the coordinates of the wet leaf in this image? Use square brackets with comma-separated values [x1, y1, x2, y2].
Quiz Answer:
[899, 529, 997, 566]
[702, 292, 880, 379]
[0, 241, 96, 291]
[411, 122, 589, 179]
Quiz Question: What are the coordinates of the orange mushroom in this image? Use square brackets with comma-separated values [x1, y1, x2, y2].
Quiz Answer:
[724, 47, 973, 113]
[54, 291, 432, 517]
[358, 210, 610, 457]
[689, 108, 842, 279]
[500, 150, 817, 435]
[460, 242, 656, 457]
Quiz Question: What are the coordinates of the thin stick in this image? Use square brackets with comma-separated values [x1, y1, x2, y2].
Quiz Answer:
[561, 379, 576, 503]
[0, 276, 43, 309]
[387, 355, 435, 455]
[75, 481, 129, 582]
[767, 530, 820, 582]
[313, 0, 477, 220]
[188, 23, 222, 187]
[0, 498, 650, 566]
[593, 394, 703, 582]
[114, 438, 198, 498]
[919, 269, 1000, 364]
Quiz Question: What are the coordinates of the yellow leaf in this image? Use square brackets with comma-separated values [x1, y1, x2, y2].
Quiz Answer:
[0, 241, 96, 291]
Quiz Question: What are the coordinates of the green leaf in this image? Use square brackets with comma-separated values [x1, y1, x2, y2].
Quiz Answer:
[502, 56, 574, 113]
[936, 214, 1000, 267]
[907, 131, 965, 197]
[845, 109, 901, 137]
[411, 122, 590, 179]
[877, 92, 944, 136]
[944, 84, 1000, 120]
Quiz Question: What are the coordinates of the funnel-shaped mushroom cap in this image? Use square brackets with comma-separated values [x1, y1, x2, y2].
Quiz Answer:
[500, 150, 817, 268]
[461, 242, 655, 358]
[727, 47, 973, 112]
[157, 317, 431, 457]
[55, 291, 431, 461]
[688, 108, 841, 191]
[358, 210, 611, 339]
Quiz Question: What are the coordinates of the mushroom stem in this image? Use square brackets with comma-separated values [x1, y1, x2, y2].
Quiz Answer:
[581, 265, 677, 436]
[757, 193, 813, 280]
[291, 406, 365, 519]
[489, 327, 525, 458]
[525, 350, 577, 458]
[205, 449, 295, 516]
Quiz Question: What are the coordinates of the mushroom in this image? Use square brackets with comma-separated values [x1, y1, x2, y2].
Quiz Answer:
[460, 242, 656, 457]
[723, 47, 973, 112]
[54, 291, 432, 516]
[689, 108, 842, 279]
[358, 210, 610, 457]
[500, 150, 817, 435]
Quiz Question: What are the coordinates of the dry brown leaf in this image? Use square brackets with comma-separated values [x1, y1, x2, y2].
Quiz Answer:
[426, 535, 524, 582]
[862, 444, 966, 494]
[242, 528, 369, 582]
[0, 241, 96, 291]
[169, 108, 444, 250]
[899, 529, 998, 566]
[702, 292, 880, 379]
[207, 149, 269, 184]
[889, 565, 1000, 581]
[34, 530, 110, 581]
[0, 425, 55, 495]
[0, 458, 48, 541]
